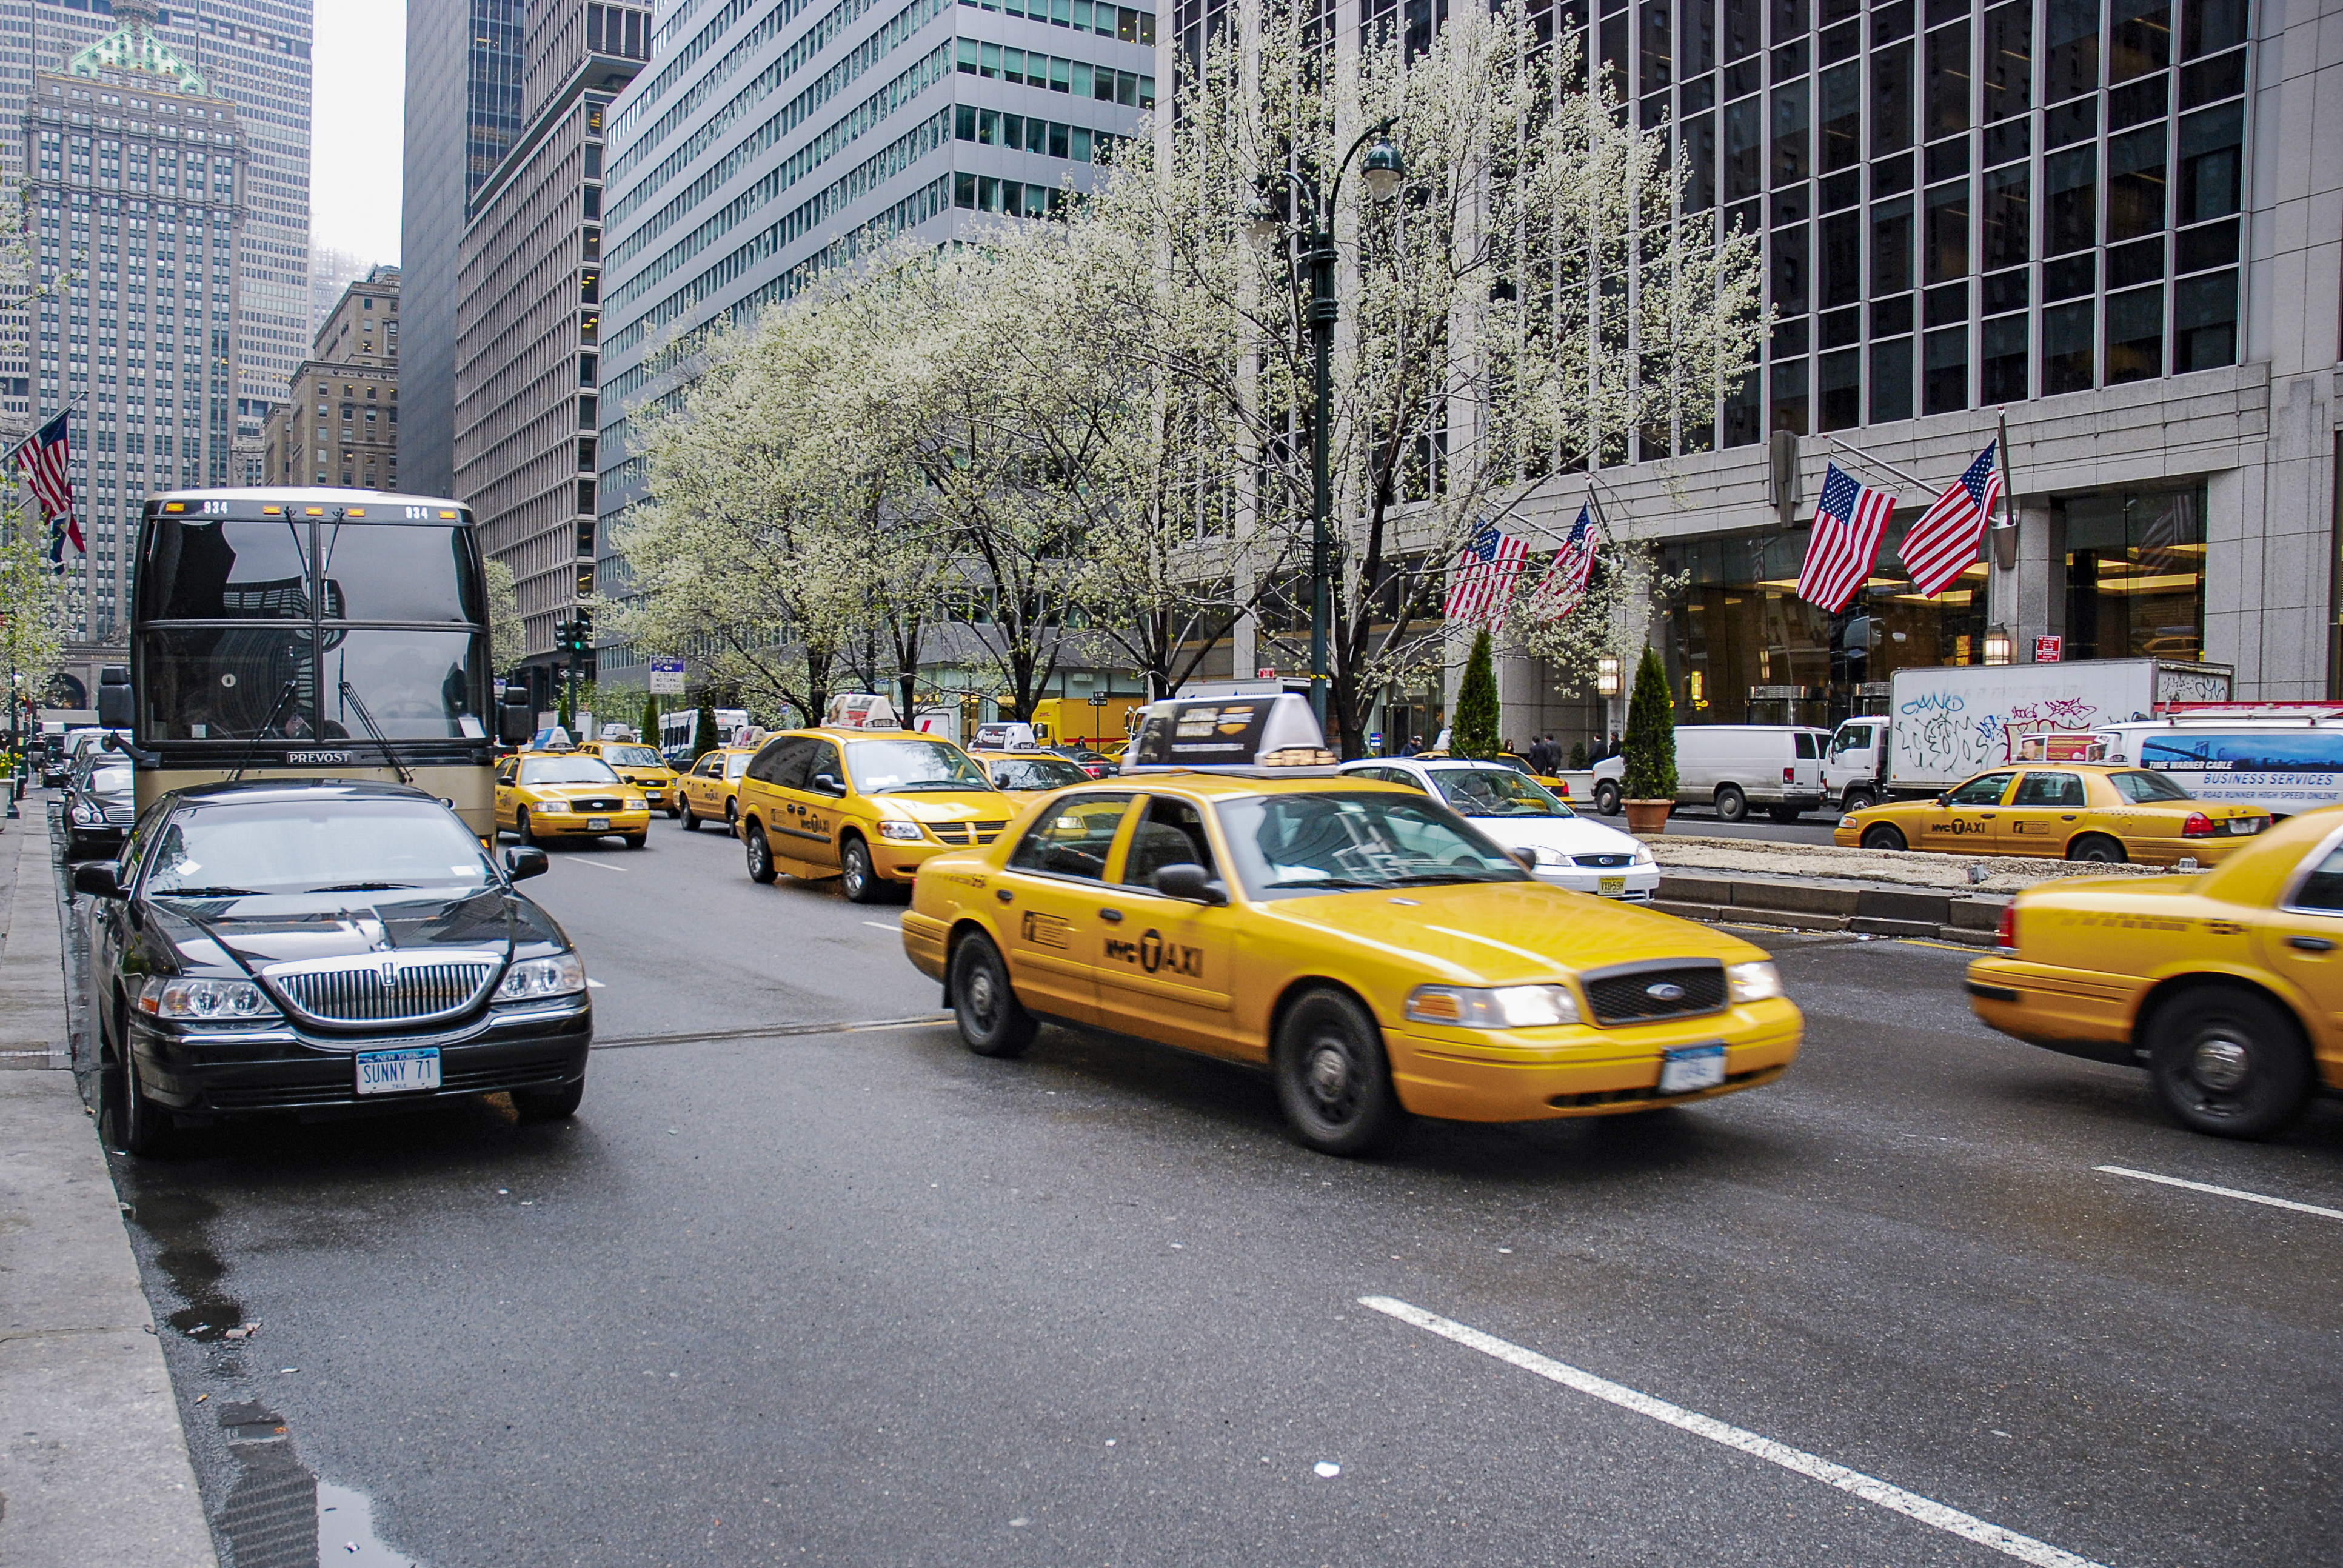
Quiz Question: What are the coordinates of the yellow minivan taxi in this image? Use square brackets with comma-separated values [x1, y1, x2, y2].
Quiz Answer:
[577, 739, 683, 818]
[901, 771, 1800, 1154]
[734, 727, 1014, 902]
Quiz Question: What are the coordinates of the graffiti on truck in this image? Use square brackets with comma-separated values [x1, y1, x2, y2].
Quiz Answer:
[1897, 693, 2104, 776]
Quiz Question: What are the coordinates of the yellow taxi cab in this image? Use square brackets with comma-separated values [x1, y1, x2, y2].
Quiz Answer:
[968, 748, 1092, 804]
[675, 744, 759, 832]
[494, 751, 652, 848]
[901, 695, 1801, 1155]
[577, 738, 683, 818]
[1834, 762, 2268, 865]
[735, 699, 1016, 903]
[1966, 806, 2343, 1138]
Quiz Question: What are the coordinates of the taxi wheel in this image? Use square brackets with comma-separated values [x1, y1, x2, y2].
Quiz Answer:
[624, 833, 647, 850]
[515, 809, 537, 849]
[1274, 988, 1403, 1157]
[1593, 781, 1622, 816]
[2068, 835, 2126, 864]
[745, 824, 778, 884]
[1713, 784, 1749, 822]
[2149, 989, 2314, 1139]
[840, 837, 889, 904]
[1860, 824, 1907, 853]
[950, 933, 1037, 1058]
[679, 799, 700, 831]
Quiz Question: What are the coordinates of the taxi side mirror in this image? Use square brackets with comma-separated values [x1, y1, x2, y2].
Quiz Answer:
[1152, 862, 1228, 906]
[504, 847, 550, 881]
[811, 773, 844, 796]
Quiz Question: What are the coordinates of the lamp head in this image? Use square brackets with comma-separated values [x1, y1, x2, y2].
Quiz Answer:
[1242, 183, 1282, 246]
[1360, 134, 1405, 201]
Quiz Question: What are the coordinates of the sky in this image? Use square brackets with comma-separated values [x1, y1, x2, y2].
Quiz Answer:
[310, 1, 407, 267]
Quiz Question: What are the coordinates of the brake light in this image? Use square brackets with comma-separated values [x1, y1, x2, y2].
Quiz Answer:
[1996, 905, 2017, 951]
[1783, 766, 1796, 783]
[2181, 812, 2214, 838]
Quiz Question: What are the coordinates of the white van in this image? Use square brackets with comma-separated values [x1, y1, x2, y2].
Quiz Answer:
[1591, 726, 1830, 822]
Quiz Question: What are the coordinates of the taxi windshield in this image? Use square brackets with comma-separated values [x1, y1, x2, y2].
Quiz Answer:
[1217, 792, 1529, 898]
[520, 756, 621, 786]
[725, 753, 751, 778]
[848, 739, 994, 793]
[2111, 769, 2193, 803]
[604, 745, 663, 767]
[1429, 767, 1573, 818]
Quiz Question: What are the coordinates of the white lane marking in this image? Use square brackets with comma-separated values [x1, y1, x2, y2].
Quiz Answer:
[1360, 1296, 2108, 1568]
[569, 858, 629, 874]
[863, 921, 900, 932]
[2094, 1164, 2343, 1222]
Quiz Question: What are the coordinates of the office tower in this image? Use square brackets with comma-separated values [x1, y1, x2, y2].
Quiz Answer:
[309, 242, 375, 334]
[26, 2, 245, 649]
[584, 0, 1157, 690]
[263, 263, 398, 490]
[453, 0, 646, 705]
[401, 0, 526, 498]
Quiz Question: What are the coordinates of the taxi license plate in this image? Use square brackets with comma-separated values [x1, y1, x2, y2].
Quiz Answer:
[1658, 1044, 1726, 1095]
[1599, 875, 1626, 896]
[587, 816, 612, 831]
[356, 1048, 441, 1096]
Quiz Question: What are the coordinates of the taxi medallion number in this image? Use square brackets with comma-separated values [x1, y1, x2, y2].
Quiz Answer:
[1658, 1044, 1726, 1094]
[356, 1047, 441, 1096]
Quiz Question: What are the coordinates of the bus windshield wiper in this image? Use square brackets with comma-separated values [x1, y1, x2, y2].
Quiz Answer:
[336, 681, 415, 786]
[227, 680, 302, 782]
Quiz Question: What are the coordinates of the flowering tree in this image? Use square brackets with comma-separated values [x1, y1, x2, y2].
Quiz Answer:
[0, 505, 67, 730]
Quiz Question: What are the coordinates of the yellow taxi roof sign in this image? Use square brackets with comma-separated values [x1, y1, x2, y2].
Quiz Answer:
[823, 692, 902, 730]
[1124, 693, 1340, 776]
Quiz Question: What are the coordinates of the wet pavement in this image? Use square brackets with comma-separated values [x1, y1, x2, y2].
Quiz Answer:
[88, 814, 2343, 1566]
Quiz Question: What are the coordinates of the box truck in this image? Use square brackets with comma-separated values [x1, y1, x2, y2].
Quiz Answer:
[1822, 658, 2233, 810]
[2090, 705, 2343, 818]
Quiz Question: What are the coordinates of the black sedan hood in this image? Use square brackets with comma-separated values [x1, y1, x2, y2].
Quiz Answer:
[150, 886, 556, 973]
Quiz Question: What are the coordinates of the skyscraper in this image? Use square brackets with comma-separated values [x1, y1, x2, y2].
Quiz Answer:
[0, 3, 311, 425]
[400, 0, 526, 498]
[26, 1, 246, 649]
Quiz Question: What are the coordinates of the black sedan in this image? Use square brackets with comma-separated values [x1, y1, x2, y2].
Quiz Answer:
[62, 750, 136, 860]
[77, 779, 593, 1156]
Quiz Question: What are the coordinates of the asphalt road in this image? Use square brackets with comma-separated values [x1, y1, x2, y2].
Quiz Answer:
[95, 812, 2342, 1567]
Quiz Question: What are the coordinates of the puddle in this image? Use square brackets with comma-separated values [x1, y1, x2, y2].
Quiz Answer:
[211, 1403, 426, 1568]
[121, 1192, 252, 1340]
[318, 1481, 424, 1566]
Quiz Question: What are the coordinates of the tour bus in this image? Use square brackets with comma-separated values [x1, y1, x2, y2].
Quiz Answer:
[126, 487, 526, 840]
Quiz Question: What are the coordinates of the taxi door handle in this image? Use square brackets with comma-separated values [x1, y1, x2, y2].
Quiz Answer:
[2287, 936, 2335, 952]
[2061, 814, 2078, 820]
[1098, 907, 1124, 923]
[995, 889, 1014, 903]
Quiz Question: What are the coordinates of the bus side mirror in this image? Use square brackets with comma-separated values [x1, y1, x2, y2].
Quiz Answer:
[498, 698, 534, 746]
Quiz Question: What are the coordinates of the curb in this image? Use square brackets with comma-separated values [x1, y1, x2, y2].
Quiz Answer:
[1652, 871, 2007, 947]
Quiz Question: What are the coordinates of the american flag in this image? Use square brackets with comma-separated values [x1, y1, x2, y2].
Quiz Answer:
[1443, 520, 1530, 629]
[1530, 504, 1601, 621]
[1897, 441, 2004, 597]
[13, 412, 78, 554]
[1796, 464, 1896, 614]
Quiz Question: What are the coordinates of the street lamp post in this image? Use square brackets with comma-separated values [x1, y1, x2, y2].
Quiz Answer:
[1248, 122, 1406, 740]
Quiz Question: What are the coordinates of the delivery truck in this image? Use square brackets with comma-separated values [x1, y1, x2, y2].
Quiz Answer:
[1821, 658, 2233, 810]
[2091, 705, 2343, 818]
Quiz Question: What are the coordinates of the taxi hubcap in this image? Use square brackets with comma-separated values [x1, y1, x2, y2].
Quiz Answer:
[2191, 1035, 2252, 1092]
[967, 967, 997, 1023]
[1306, 1041, 1352, 1109]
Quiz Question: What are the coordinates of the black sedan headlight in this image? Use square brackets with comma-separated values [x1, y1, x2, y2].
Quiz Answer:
[496, 951, 587, 1002]
[138, 975, 281, 1023]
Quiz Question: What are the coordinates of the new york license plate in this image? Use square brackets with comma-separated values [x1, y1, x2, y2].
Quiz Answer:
[587, 816, 612, 831]
[1599, 875, 1626, 896]
[1657, 1044, 1726, 1095]
[356, 1047, 441, 1096]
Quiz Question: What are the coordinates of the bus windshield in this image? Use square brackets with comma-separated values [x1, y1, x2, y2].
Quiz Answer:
[138, 626, 489, 742]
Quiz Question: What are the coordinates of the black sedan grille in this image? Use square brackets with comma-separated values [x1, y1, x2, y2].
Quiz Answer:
[1580, 961, 1727, 1026]
[265, 956, 498, 1026]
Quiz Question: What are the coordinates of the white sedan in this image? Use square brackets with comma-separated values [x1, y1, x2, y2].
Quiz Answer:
[1339, 758, 1660, 900]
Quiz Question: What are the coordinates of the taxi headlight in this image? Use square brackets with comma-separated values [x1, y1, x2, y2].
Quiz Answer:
[876, 820, 925, 842]
[497, 952, 586, 1002]
[624, 796, 648, 812]
[1838, 814, 1858, 828]
[1726, 961, 1783, 1003]
[139, 975, 279, 1023]
[1406, 983, 1581, 1029]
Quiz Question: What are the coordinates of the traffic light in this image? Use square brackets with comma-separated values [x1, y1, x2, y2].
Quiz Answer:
[552, 614, 592, 655]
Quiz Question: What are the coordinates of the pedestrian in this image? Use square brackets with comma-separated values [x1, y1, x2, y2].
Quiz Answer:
[1403, 735, 1423, 757]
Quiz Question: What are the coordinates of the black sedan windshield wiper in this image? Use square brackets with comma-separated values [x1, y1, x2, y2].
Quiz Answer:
[151, 886, 265, 899]
[303, 881, 421, 893]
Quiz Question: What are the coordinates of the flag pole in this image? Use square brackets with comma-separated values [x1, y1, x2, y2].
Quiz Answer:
[1822, 432, 1933, 493]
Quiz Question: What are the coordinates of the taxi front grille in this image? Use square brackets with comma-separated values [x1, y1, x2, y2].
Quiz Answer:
[1580, 961, 1726, 1027]
[562, 798, 623, 813]
[267, 959, 498, 1026]
[930, 820, 1011, 846]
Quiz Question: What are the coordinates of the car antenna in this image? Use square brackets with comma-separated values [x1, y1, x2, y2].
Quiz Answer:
[226, 679, 302, 782]
[336, 681, 416, 786]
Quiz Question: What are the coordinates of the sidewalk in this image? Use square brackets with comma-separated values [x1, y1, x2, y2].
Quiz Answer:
[0, 801, 218, 1568]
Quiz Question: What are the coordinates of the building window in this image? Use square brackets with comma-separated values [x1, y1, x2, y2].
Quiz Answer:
[2062, 485, 2207, 662]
